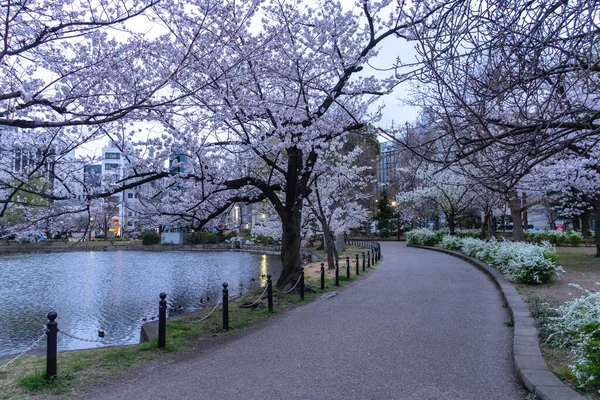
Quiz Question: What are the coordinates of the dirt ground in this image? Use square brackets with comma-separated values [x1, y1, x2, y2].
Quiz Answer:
[518, 246, 600, 304]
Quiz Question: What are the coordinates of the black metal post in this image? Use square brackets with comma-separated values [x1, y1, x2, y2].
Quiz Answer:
[320, 262, 325, 290]
[355, 254, 359, 275]
[222, 283, 229, 330]
[346, 256, 350, 279]
[267, 275, 273, 313]
[46, 312, 58, 380]
[372, 248, 375, 265]
[158, 292, 167, 349]
[335, 259, 340, 286]
[367, 251, 371, 268]
[300, 267, 305, 300]
[362, 252, 365, 271]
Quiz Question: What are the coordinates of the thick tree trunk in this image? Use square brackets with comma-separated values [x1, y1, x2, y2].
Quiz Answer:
[447, 212, 456, 235]
[277, 210, 302, 287]
[433, 216, 440, 230]
[594, 206, 600, 258]
[572, 215, 581, 232]
[509, 191, 524, 241]
[581, 212, 591, 237]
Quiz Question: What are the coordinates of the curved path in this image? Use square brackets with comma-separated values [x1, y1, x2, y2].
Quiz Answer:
[70, 242, 526, 399]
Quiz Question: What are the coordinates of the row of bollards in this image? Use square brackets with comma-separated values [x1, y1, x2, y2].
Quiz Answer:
[42, 243, 382, 379]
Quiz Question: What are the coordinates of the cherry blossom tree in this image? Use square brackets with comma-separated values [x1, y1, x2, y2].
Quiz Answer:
[141, 0, 456, 287]
[0, 0, 264, 231]
[397, 164, 477, 234]
[1, 0, 461, 287]
[534, 147, 600, 256]
[305, 143, 372, 268]
[381, 0, 599, 241]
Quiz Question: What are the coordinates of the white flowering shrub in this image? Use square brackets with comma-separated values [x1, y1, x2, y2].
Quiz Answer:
[441, 235, 463, 251]
[440, 237, 563, 284]
[406, 228, 441, 246]
[549, 285, 600, 390]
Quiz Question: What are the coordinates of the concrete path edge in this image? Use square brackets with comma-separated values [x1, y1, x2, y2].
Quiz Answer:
[409, 244, 585, 400]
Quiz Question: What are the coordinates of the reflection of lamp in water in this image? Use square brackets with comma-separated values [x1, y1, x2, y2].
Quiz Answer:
[260, 254, 268, 286]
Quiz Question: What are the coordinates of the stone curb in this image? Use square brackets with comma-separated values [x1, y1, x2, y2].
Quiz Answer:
[409, 245, 585, 400]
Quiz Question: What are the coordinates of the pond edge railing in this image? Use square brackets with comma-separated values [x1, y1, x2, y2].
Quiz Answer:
[2, 241, 383, 382]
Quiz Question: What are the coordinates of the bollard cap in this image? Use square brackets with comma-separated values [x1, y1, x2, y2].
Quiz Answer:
[267, 274, 272, 279]
[222, 282, 228, 288]
[159, 292, 167, 300]
[47, 311, 57, 321]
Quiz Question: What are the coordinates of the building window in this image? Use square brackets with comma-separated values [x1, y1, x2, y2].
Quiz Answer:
[127, 212, 133, 216]
[105, 163, 119, 170]
[127, 221, 133, 226]
[105, 153, 120, 159]
[128, 193, 133, 198]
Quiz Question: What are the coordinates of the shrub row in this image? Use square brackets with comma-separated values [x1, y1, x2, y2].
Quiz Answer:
[524, 230, 583, 246]
[440, 236, 563, 284]
[406, 228, 443, 246]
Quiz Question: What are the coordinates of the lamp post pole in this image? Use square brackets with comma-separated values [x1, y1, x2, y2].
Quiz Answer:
[392, 201, 400, 242]
[397, 212, 400, 241]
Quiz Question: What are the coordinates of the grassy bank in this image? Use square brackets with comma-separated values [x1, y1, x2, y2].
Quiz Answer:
[517, 247, 600, 399]
[0, 245, 379, 399]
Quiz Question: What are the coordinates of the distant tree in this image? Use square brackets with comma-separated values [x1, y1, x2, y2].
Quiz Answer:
[376, 190, 394, 231]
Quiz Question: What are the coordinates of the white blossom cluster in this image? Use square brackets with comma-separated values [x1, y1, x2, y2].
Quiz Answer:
[548, 284, 600, 391]
[440, 236, 564, 284]
[406, 228, 441, 246]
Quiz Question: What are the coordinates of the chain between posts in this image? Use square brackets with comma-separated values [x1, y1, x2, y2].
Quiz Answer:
[273, 274, 302, 294]
[238, 285, 269, 308]
[58, 330, 111, 344]
[178, 298, 222, 323]
[0, 330, 46, 370]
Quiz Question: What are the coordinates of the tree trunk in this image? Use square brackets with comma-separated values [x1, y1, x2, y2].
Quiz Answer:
[316, 215, 336, 269]
[447, 212, 456, 235]
[324, 231, 336, 269]
[433, 216, 440, 230]
[480, 211, 489, 239]
[509, 191, 524, 241]
[335, 233, 345, 254]
[572, 215, 581, 232]
[277, 210, 302, 287]
[581, 212, 591, 237]
[522, 192, 528, 229]
[594, 206, 600, 258]
[488, 212, 496, 238]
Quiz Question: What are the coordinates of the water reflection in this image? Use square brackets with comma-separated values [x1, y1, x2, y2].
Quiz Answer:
[0, 251, 281, 357]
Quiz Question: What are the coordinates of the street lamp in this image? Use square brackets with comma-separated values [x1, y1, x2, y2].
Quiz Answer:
[391, 201, 400, 241]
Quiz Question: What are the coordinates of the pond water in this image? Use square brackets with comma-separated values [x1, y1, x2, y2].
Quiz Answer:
[0, 250, 281, 357]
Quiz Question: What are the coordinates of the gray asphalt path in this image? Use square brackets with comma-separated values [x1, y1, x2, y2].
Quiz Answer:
[71, 242, 526, 400]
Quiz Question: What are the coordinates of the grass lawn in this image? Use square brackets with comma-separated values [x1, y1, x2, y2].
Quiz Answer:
[0, 245, 377, 399]
[517, 246, 600, 399]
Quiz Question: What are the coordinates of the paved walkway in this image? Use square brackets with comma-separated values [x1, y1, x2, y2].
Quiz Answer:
[71, 242, 526, 399]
